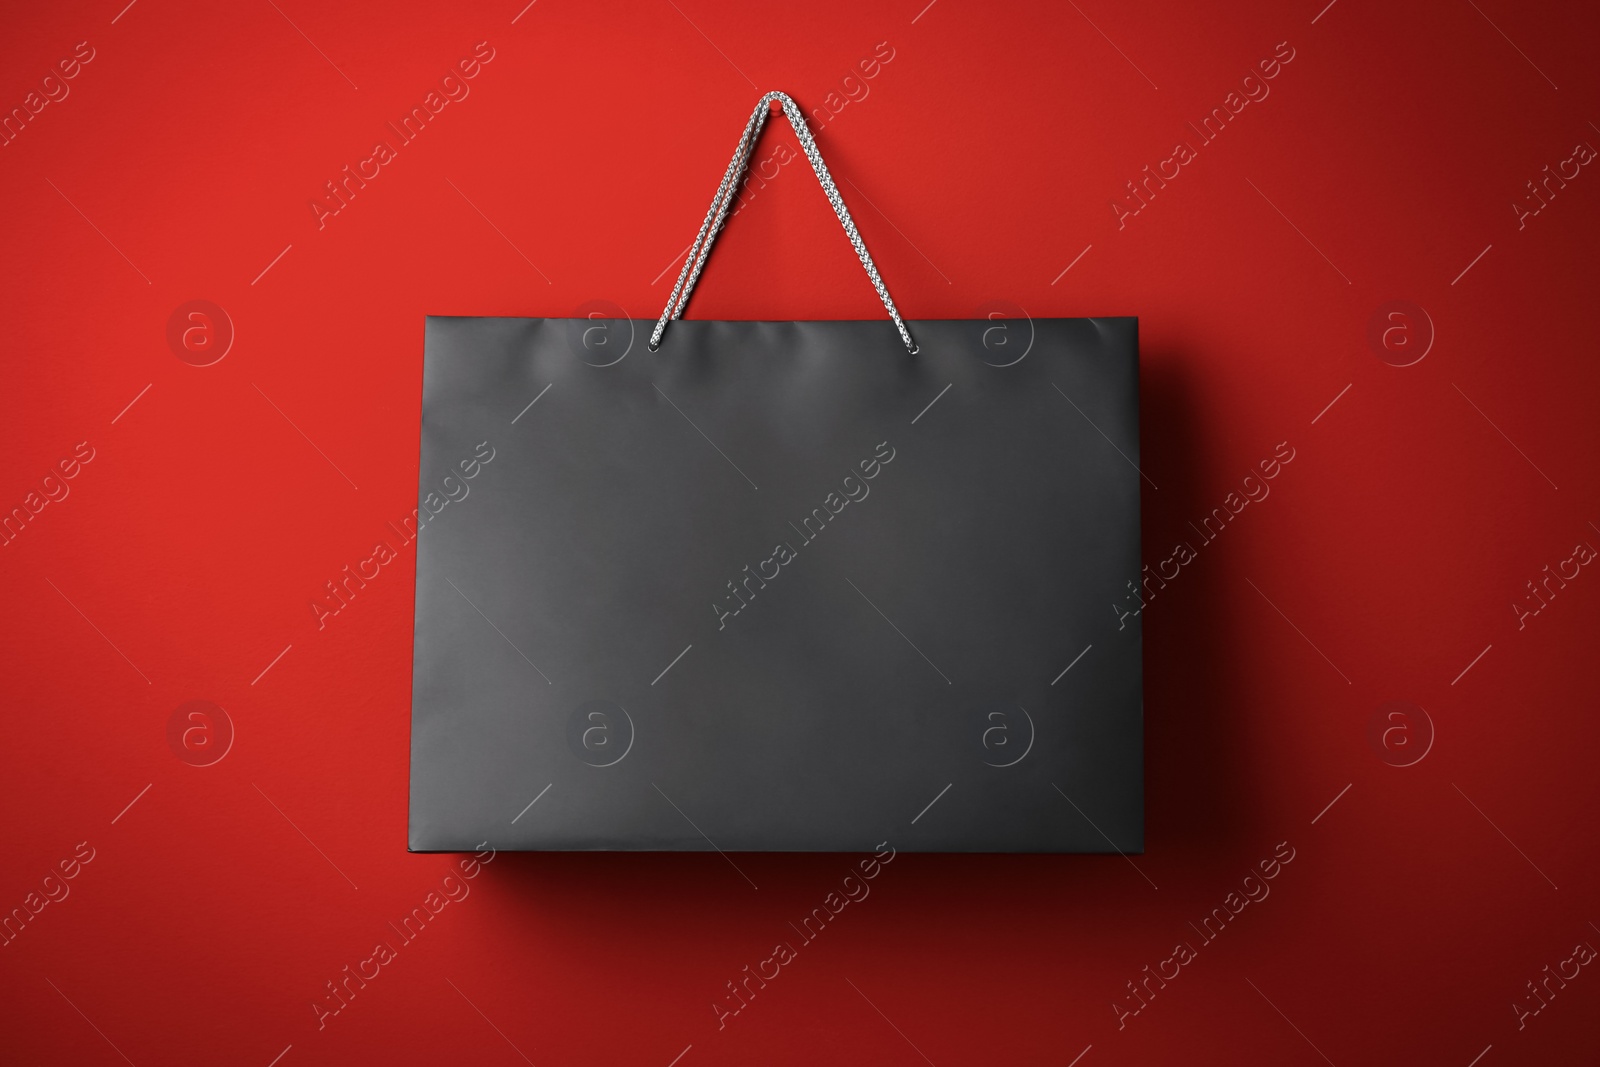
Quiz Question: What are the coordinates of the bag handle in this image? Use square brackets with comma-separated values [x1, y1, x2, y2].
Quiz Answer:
[650, 91, 919, 355]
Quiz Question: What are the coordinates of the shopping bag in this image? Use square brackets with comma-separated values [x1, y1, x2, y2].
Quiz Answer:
[409, 91, 1142, 852]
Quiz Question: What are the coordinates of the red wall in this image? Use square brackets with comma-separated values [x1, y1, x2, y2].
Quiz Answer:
[2, 0, 1596, 1063]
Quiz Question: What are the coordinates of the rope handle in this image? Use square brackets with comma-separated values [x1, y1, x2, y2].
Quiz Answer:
[649, 91, 918, 355]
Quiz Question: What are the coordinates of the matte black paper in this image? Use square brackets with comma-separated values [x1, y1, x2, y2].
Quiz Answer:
[409, 317, 1142, 852]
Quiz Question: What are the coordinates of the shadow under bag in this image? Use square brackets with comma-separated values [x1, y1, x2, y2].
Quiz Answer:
[409, 91, 1142, 852]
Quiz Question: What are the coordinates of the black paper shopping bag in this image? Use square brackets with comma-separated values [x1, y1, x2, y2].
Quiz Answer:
[409, 92, 1142, 852]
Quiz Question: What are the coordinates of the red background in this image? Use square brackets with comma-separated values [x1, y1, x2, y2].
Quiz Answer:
[2, 0, 1597, 1063]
